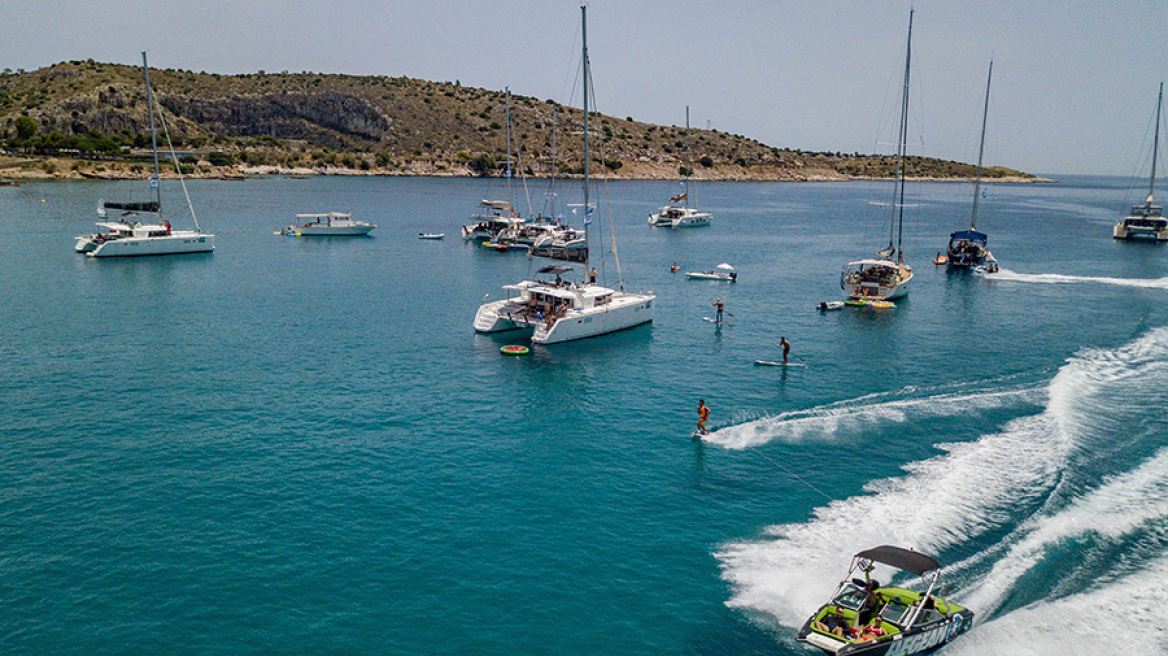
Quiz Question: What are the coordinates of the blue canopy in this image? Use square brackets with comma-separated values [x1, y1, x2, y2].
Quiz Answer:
[949, 229, 988, 246]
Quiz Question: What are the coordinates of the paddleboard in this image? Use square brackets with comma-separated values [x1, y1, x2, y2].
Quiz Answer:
[754, 360, 807, 367]
[702, 317, 734, 326]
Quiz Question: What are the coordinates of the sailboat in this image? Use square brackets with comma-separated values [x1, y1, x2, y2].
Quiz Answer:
[946, 60, 995, 268]
[840, 10, 915, 301]
[649, 106, 712, 228]
[461, 87, 527, 243]
[74, 52, 213, 257]
[473, 4, 655, 345]
[1114, 83, 1168, 241]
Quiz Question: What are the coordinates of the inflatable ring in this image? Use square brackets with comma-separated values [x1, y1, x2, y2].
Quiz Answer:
[501, 345, 530, 356]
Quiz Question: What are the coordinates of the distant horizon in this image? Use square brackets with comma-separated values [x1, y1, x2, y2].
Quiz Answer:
[3, 0, 1166, 176]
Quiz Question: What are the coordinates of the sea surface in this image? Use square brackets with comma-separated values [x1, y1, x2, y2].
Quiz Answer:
[2, 173, 1166, 654]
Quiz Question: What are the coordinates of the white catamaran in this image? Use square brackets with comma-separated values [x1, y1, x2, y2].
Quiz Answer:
[75, 52, 213, 257]
[649, 106, 712, 228]
[1114, 83, 1168, 241]
[841, 10, 916, 301]
[473, 5, 654, 345]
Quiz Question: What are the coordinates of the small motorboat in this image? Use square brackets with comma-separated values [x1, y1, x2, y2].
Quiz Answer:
[818, 301, 845, 311]
[685, 263, 737, 282]
[797, 545, 974, 656]
[419, 233, 445, 240]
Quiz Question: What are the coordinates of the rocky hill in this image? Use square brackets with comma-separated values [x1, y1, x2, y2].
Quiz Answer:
[0, 60, 1038, 181]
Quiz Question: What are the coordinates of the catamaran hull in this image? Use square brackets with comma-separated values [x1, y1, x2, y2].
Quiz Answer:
[473, 300, 533, 333]
[671, 213, 711, 228]
[88, 233, 214, 257]
[1114, 222, 1168, 241]
[534, 296, 654, 344]
[74, 237, 98, 253]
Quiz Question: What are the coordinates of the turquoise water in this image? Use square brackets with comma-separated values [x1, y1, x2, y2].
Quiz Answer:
[3, 174, 1167, 654]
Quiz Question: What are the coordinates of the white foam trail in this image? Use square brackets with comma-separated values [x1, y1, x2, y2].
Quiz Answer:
[715, 411, 1065, 627]
[959, 444, 1168, 616]
[981, 267, 1168, 289]
[946, 556, 1168, 656]
[716, 327, 1168, 636]
[705, 386, 1043, 450]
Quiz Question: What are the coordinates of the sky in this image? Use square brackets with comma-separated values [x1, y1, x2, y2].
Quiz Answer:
[2, 0, 1167, 176]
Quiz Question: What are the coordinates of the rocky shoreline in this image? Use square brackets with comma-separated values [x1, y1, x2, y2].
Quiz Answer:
[0, 155, 1055, 184]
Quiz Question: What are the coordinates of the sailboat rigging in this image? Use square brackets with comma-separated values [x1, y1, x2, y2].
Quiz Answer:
[1114, 82, 1168, 241]
[840, 9, 916, 301]
[946, 59, 996, 269]
[74, 52, 214, 257]
[472, 4, 655, 345]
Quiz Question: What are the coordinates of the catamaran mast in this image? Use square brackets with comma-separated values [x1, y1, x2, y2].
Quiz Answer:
[1149, 82, 1163, 207]
[685, 105, 692, 209]
[892, 9, 913, 263]
[142, 52, 162, 213]
[970, 59, 993, 230]
[505, 87, 512, 208]
[582, 3, 591, 271]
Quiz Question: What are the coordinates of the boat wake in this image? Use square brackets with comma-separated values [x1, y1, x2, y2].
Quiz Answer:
[979, 267, 1168, 290]
[714, 328, 1168, 652]
[703, 380, 1043, 450]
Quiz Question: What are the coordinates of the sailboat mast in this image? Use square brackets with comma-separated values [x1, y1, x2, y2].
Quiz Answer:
[582, 3, 591, 271]
[970, 60, 993, 230]
[893, 9, 913, 262]
[550, 104, 557, 219]
[1149, 82, 1163, 206]
[142, 52, 162, 212]
[505, 87, 512, 207]
[685, 105, 692, 209]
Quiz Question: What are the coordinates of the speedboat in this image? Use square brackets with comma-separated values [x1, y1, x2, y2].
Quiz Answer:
[796, 545, 974, 656]
[841, 259, 912, 301]
[474, 265, 654, 344]
[685, 263, 737, 281]
[1115, 84, 1167, 241]
[282, 212, 375, 236]
[419, 233, 445, 240]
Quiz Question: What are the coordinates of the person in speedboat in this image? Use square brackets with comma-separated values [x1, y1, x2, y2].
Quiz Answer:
[858, 616, 888, 642]
[811, 607, 851, 638]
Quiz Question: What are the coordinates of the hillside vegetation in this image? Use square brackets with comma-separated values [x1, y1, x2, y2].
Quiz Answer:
[0, 60, 1037, 181]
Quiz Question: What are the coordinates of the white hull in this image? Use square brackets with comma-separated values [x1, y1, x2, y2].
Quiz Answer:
[842, 275, 911, 301]
[88, 232, 214, 257]
[474, 290, 654, 344]
[685, 272, 735, 281]
[1114, 220, 1168, 241]
[534, 293, 654, 344]
[289, 225, 375, 236]
[649, 206, 712, 228]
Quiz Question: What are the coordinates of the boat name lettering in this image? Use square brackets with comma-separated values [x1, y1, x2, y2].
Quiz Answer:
[885, 621, 953, 656]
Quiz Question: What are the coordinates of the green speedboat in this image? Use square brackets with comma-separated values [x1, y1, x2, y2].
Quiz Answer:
[796, 545, 974, 656]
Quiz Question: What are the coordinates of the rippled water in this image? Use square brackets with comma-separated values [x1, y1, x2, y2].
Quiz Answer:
[2, 174, 1166, 654]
